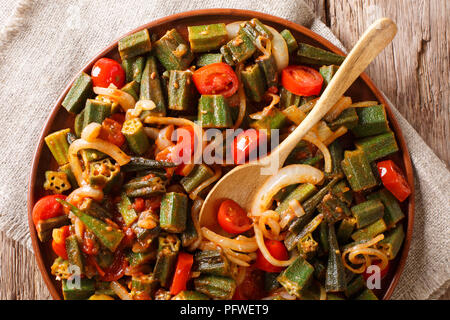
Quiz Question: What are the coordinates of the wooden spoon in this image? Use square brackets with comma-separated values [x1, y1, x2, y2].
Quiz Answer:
[199, 18, 397, 231]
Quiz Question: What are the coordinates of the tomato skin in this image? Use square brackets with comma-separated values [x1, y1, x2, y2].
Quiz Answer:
[377, 160, 411, 202]
[233, 267, 266, 300]
[132, 198, 145, 212]
[170, 252, 194, 295]
[99, 118, 125, 147]
[254, 240, 289, 273]
[192, 63, 239, 97]
[100, 250, 127, 281]
[32, 194, 67, 226]
[51, 225, 70, 260]
[217, 199, 252, 234]
[233, 129, 267, 164]
[281, 65, 323, 96]
[91, 58, 125, 88]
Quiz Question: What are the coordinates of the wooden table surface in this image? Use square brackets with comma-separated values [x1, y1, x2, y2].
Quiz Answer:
[0, 0, 448, 300]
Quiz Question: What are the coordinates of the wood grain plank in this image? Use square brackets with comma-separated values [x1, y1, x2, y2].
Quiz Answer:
[327, 0, 449, 166]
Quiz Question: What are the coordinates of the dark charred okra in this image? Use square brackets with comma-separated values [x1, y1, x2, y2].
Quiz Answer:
[194, 275, 236, 300]
[154, 28, 194, 71]
[194, 250, 231, 276]
[62, 72, 93, 114]
[160, 192, 188, 233]
[325, 224, 346, 292]
[188, 23, 228, 52]
[118, 29, 152, 60]
[153, 234, 180, 288]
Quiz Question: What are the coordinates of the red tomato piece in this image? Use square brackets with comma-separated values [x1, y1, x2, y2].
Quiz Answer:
[377, 160, 411, 202]
[132, 198, 145, 212]
[170, 252, 194, 295]
[192, 63, 239, 97]
[32, 194, 67, 226]
[91, 57, 125, 88]
[51, 225, 71, 260]
[101, 250, 127, 281]
[254, 240, 289, 273]
[233, 129, 267, 164]
[109, 113, 125, 125]
[175, 125, 195, 158]
[99, 118, 125, 147]
[281, 65, 323, 96]
[217, 199, 252, 234]
[233, 267, 266, 300]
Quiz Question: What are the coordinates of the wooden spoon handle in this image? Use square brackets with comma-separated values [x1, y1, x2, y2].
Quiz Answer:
[269, 18, 397, 167]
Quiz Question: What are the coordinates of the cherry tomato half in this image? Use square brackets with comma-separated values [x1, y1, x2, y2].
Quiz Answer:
[170, 252, 194, 295]
[101, 250, 127, 282]
[376, 160, 411, 202]
[217, 199, 252, 234]
[254, 240, 289, 273]
[51, 225, 71, 260]
[91, 58, 125, 88]
[32, 194, 67, 226]
[281, 65, 323, 96]
[99, 118, 125, 147]
[233, 129, 267, 164]
[192, 63, 239, 97]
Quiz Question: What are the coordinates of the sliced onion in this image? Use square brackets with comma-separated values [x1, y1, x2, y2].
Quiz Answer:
[94, 86, 136, 111]
[264, 25, 289, 71]
[143, 127, 160, 140]
[226, 21, 245, 39]
[81, 122, 102, 142]
[324, 96, 352, 122]
[288, 199, 305, 217]
[110, 281, 133, 300]
[322, 126, 348, 146]
[126, 99, 156, 120]
[67, 185, 104, 202]
[303, 133, 332, 173]
[201, 227, 258, 253]
[251, 164, 324, 216]
[155, 125, 175, 151]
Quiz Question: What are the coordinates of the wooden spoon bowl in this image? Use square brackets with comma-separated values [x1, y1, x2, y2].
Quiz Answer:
[27, 9, 414, 300]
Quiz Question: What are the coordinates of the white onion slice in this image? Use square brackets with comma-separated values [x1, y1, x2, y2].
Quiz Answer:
[226, 21, 245, 39]
[264, 25, 289, 71]
[110, 281, 133, 300]
[80, 122, 102, 142]
[93, 86, 136, 111]
[201, 227, 258, 253]
[251, 164, 324, 216]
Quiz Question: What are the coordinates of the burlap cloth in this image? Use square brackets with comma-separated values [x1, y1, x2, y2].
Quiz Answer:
[0, 0, 448, 300]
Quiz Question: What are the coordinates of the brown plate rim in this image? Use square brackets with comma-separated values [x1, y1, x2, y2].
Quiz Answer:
[27, 8, 415, 300]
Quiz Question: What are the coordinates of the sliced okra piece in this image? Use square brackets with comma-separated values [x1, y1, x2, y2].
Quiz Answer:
[188, 23, 228, 52]
[329, 140, 344, 176]
[168, 70, 195, 111]
[120, 80, 140, 101]
[125, 174, 166, 198]
[58, 163, 78, 189]
[82, 99, 111, 129]
[198, 95, 233, 128]
[279, 87, 302, 110]
[277, 255, 314, 297]
[122, 55, 146, 83]
[351, 104, 389, 138]
[160, 192, 188, 233]
[331, 180, 353, 206]
[319, 65, 339, 88]
[351, 218, 387, 242]
[354, 288, 378, 300]
[297, 233, 319, 260]
[153, 234, 180, 288]
[367, 188, 405, 228]
[194, 250, 231, 276]
[180, 164, 215, 193]
[43, 170, 71, 193]
[220, 45, 235, 66]
[66, 235, 84, 274]
[45, 128, 71, 165]
[318, 192, 351, 224]
[239, 19, 272, 44]
[117, 192, 138, 226]
[250, 107, 286, 137]
[172, 291, 210, 300]
[140, 55, 166, 116]
[122, 118, 150, 155]
[118, 29, 152, 60]
[280, 29, 298, 53]
[256, 54, 278, 89]
[196, 53, 223, 67]
[337, 217, 357, 243]
[36, 215, 70, 242]
[344, 274, 365, 298]
[275, 183, 318, 217]
[264, 272, 281, 292]
[329, 107, 359, 131]
[131, 274, 159, 298]
[122, 156, 176, 172]
[325, 223, 346, 292]
[128, 250, 156, 267]
[154, 28, 194, 71]
[355, 130, 399, 162]
[241, 64, 266, 102]
[378, 224, 405, 260]
[62, 278, 95, 300]
[88, 158, 121, 193]
[351, 199, 385, 229]
[297, 43, 345, 65]
[62, 72, 93, 114]
[341, 149, 378, 192]
[194, 275, 236, 300]
[225, 33, 256, 64]
[74, 109, 85, 138]
[285, 212, 324, 251]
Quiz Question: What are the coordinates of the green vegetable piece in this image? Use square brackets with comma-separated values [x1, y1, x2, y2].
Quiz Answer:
[378, 224, 405, 260]
[173, 291, 210, 300]
[337, 217, 357, 243]
[160, 192, 188, 233]
[44, 170, 71, 193]
[250, 107, 286, 136]
[318, 193, 351, 224]
[66, 235, 84, 274]
[319, 65, 339, 88]
[122, 56, 146, 83]
[345, 275, 365, 298]
[96, 249, 114, 269]
[329, 140, 344, 176]
[275, 183, 318, 217]
[351, 105, 390, 138]
[279, 87, 301, 110]
[341, 149, 378, 192]
[194, 275, 236, 300]
[182, 210, 198, 248]
[351, 199, 385, 229]
[329, 107, 359, 131]
[83, 99, 111, 129]
[297, 43, 345, 65]
[224, 33, 256, 63]
[277, 255, 314, 297]
[180, 164, 214, 194]
[280, 29, 298, 53]
[140, 55, 166, 116]
[318, 220, 329, 254]
[331, 180, 353, 206]
[196, 53, 223, 67]
[62, 278, 95, 300]
[62, 72, 93, 114]
[220, 45, 235, 66]
[131, 274, 159, 297]
[122, 156, 176, 172]
[154, 28, 194, 71]
[355, 131, 399, 162]
[128, 251, 156, 267]
[168, 70, 195, 111]
[120, 80, 140, 101]
[122, 118, 150, 155]
[354, 288, 378, 300]
[188, 23, 228, 52]
[241, 64, 266, 102]
[118, 29, 152, 60]
[351, 219, 387, 241]
[239, 19, 272, 44]
[45, 128, 71, 165]
[117, 193, 138, 226]
[124, 174, 166, 198]
[367, 188, 405, 228]
[257, 54, 278, 88]
[285, 211, 324, 251]
[325, 224, 346, 292]
[264, 272, 281, 292]
[59, 200, 124, 252]
[153, 234, 180, 288]
[194, 250, 231, 276]
[36, 215, 70, 242]
[74, 109, 85, 137]
[58, 163, 78, 189]
[198, 95, 233, 128]
[88, 158, 121, 193]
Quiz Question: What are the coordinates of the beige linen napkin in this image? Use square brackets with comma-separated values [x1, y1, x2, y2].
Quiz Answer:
[0, 0, 448, 300]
